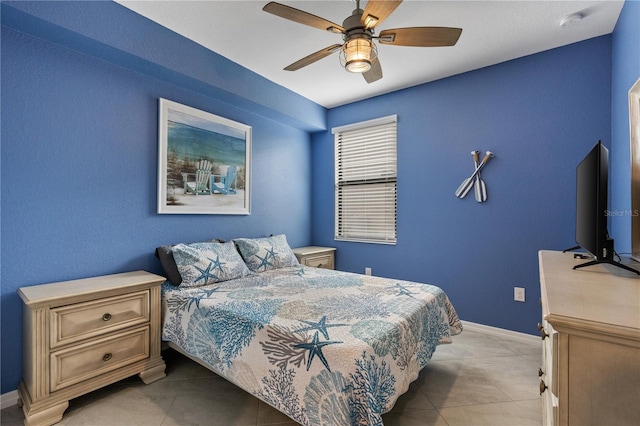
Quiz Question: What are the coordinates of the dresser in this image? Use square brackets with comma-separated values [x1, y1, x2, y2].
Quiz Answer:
[292, 246, 336, 269]
[538, 250, 640, 426]
[17, 271, 167, 426]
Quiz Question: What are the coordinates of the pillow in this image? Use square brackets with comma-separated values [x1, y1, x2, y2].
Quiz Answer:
[233, 234, 300, 272]
[171, 241, 253, 287]
[155, 238, 224, 286]
[155, 245, 183, 285]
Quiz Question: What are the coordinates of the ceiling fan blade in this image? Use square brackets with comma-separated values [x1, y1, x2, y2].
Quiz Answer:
[378, 27, 462, 47]
[284, 44, 343, 71]
[263, 2, 344, 33]
[363, 57, 383, 84]
[361, 0, 403, 29]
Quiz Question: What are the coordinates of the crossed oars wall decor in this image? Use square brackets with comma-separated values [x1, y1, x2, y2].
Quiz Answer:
[455, 150, 495, 202]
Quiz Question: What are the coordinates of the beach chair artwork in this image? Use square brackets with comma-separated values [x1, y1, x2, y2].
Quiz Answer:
[210, 165, 237, 195]
[181, 160, 213, 195]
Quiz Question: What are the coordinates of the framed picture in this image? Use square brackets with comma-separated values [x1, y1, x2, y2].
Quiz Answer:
[158, 98, 251, 215]
[630, 78, 640, 261]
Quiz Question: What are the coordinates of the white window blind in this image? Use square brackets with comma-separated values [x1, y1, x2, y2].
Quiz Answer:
[334, 115, 397, 244]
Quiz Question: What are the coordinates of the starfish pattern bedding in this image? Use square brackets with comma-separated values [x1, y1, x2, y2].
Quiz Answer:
[161, 266, 462, 425]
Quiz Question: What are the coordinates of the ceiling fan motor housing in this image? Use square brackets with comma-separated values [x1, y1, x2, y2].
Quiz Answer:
[342, 7, 366, 31]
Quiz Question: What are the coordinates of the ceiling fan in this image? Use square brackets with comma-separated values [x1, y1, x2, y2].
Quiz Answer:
[263, 0, 462, 83]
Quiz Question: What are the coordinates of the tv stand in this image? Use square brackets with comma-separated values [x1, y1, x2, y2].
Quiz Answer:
[539, 250, 640, 425]
[574, 258, 640, 275]
[562, 245, 580, 253]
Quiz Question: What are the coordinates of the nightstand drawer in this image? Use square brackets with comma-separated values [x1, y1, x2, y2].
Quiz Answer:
[304, 254, 334, 269]
[50, 326, 150, 392]
[51, 290, 150, 348]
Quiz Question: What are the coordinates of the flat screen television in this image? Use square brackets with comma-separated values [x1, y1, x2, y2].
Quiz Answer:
[568, 140, 639, 275]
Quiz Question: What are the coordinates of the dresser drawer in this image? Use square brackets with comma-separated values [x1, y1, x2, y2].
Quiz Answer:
[304, 254, 334, 269]
[50, 326, 150, 392]
[51, 290, 149, 348]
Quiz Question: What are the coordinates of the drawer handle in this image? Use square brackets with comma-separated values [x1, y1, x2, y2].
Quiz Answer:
[537, 323, 549, 340]
[539, 379, 547, 395]
[538, 368, 544, 377]
[102, 353, 112, 362]
[102, 313, 112, 321]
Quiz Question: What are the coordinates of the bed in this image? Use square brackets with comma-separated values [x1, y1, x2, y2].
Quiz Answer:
[157, 235, 462, 426]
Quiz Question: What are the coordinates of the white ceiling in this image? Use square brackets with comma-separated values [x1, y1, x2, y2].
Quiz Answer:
[116, 0, 624, 108]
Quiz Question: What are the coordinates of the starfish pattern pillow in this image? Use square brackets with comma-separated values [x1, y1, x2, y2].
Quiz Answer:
[233, 234, 300, 272]
[172, 241, 253, 287]
[155, 238, 224, 286]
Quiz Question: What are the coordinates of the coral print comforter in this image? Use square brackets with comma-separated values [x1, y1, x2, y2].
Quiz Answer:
[161, 266, 462, 426]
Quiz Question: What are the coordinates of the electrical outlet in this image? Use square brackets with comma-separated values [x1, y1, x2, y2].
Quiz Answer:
[365, 267, 372, 276]
[514, 287, 525, 302]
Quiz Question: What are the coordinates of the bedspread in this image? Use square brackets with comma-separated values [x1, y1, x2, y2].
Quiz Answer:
[161, 266, 462, 426]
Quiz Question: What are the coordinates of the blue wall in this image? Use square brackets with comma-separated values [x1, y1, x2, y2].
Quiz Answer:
[1, 2, 319, 394]
[311, 36, 613, 335]
[610, 0, 640, 251]
[1, 0, 638, 397]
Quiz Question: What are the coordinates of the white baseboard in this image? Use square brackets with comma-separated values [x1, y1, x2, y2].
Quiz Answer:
[461, 320, 539, 344]
[1, 390, 19, 410]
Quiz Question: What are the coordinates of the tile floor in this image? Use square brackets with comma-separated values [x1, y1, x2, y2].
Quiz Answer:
[1, 328, 542, 425]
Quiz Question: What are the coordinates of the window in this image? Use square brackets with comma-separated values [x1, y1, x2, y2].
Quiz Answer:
[333, 115, 397, 244]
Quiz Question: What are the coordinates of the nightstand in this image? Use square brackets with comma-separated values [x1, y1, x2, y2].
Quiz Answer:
[293, 246, 336, 270]
[17, 271, 167, 426]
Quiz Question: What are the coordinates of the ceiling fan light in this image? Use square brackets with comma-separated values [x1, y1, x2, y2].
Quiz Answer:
[346, 59, 371, 73]
[341, 37, 377, 73]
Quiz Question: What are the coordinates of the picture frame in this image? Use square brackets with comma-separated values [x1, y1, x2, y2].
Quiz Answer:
[630, 78, 640, 261]
[157, 98, 251, 215]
